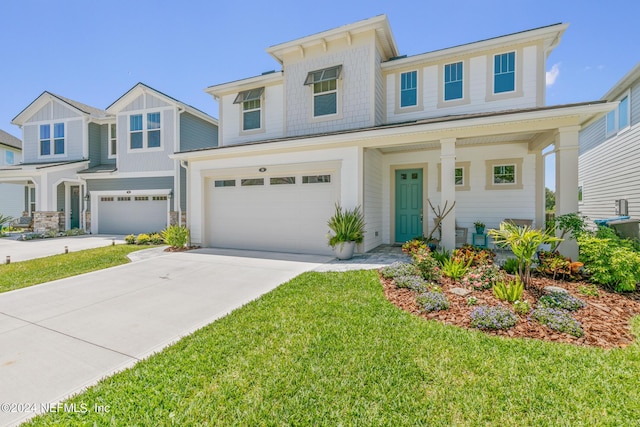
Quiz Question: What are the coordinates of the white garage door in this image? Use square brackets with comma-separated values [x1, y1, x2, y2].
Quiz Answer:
[97, 195, 168, 235]
[206, 172, 338, 255]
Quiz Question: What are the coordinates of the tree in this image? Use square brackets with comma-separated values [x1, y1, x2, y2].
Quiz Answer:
[545, 187, 555, 212]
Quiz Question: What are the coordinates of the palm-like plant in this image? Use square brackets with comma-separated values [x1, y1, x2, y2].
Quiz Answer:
[0, 214, 14, 227]
[327, 204, 365, 248]
[488, 222, 560, 287]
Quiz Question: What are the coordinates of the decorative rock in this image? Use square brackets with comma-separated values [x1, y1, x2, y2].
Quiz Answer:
[449, 287, 473, 296]
[543, 286, 569, 294]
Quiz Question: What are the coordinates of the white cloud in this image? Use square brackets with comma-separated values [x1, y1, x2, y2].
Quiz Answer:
[546, 63, 560, 86]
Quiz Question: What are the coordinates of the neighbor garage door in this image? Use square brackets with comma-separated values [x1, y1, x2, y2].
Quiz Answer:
[97, 195, 168, 234]
[206, 170, 338, 255]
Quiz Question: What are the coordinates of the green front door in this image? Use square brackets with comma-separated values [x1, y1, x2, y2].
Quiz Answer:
[395, 168, 423, 243]
[70, 186, 80, 229]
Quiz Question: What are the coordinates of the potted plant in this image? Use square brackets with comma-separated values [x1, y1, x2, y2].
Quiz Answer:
[474, 221, 485, 234]
[327, 203, 365, 260]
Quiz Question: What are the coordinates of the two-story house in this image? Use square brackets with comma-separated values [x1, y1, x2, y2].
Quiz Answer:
[578, 62, 640, 223]
[175, 15, 613, 258]
[0, 129, 24, 218]
[0, 83, 218, 234]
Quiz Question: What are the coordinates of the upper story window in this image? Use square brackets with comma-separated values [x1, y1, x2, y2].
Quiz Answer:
[39, 123, 65, 156]
[304, 65, 342, 117]
[400, 71, 418, 107]
[494, 52, 515, 94]
[234, 88, 264, 132]
[444, 62, 463, 101]
[606, 93, 630, 137]
[5, 150, 14, 165]
[129, 112, 161, 150]
[109, 123, 117, 158]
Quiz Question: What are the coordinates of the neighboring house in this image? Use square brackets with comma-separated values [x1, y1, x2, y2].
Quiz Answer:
[0, 129, 24, 218]
[0, 84, 218, 234]
[175, 15, 613, 258]
[578, 62, 640, 223]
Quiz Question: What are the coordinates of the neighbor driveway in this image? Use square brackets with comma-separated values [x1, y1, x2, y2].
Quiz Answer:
[0, 248, 331, 427]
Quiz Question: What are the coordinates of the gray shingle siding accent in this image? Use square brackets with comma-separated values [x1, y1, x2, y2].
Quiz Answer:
[88, 123, 101, 167]
[180, 112, 218, 151]
[374, 49, 385, 125]
[86, 176, 174, 211]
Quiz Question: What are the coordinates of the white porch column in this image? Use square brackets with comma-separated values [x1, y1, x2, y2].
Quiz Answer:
[535, 150, 545, 230]
[555, 126, 580, 260]
[440, 138, 456, 251]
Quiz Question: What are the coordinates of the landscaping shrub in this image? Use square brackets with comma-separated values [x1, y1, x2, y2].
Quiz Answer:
[578, 284, 599, 297]
[513, 300, 531, 315]
[136, 233, 151, 245]
[578, 232, 640, 292]
[466, 296, 478, 306]
[150, 233, 164, 245]
[394, 275, 428, 292]
[451, 245, 495, 267]
[401, 238, 427, 255]
[125, 234, 136, 245]
[411, 248, 441, 282]
[493, 276, 524, 302]
[162, 225, 190, 249]
[461, 264, 502, 290]
[502, 257, 519, 274]
[531, 307, 583, 337]
[537, 292, 585, 311]
[430, 248, 450, 266]
[416, 290, 449, 312]
[470, 305, 517, 330]
[380, 261, 418, 279]
[440, 257, 471, 281]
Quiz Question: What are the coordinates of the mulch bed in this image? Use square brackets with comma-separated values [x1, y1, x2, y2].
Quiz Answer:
[381, 273, 640, 349]
[164, 246, 201, 252]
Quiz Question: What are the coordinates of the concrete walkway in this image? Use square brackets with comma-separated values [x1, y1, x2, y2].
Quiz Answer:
[0, 234, 126, 264]
[0, 249, 331, 426]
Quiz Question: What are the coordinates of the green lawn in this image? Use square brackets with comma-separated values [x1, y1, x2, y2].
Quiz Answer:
[25, 270, 640, 426]
[0, 245, 157, 293]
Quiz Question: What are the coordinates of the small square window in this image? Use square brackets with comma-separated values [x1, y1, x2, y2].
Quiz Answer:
[400, 173, 407, 180]
[493, 165, 516, 184]
[411, 173, 418, 179]
[455, 167, 464, 186]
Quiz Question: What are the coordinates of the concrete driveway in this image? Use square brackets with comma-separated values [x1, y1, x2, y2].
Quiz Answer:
[0, 248, 331, 426]
[0, 234, 126, 264]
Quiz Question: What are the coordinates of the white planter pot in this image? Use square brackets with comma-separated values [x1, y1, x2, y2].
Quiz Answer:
[333, 241, 356, 260]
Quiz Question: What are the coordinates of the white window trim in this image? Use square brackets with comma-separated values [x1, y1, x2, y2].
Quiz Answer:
[606, 90, 631, 138]
[127, 110, 164, 153]
[37, 122, 68, 160]
[108, 123, 117, 159]
[305, 65, 343, 121]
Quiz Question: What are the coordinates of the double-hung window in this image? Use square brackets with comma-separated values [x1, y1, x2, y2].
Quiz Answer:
[305, 65, 342, 117]
[39, 123, 65, 156]
[444, 62, 463, 101]
[234, 88, 264, 131]
[400, 71, 418, 107]
[494, 52, 515, 94]
[129, 112, 161, 150]
[606, 93, 630, 137]
[109, 123, 117, 158]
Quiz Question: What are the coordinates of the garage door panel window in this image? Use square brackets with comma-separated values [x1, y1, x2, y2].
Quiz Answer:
[135, 196, 149, 201]
[241, 178, 264, 186]
[302, 175, 331, 184]
[270, 177, 296, 185]
[215, 179, 236, 188]
[118, 196, 131, 201]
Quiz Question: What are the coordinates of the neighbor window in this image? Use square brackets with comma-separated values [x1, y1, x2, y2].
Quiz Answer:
[400, 71, 418, 107]
[129, 112, 161, 150]
[305, 65, 342, 117]
[494, 52, 515, 93]
[5, 150, 14, 165]
[109, 123, 117, 158]
[234, 88, 264, 131]
[606, 93, 630, 137]
[39, 123, 65, 156]
[444, 62, 463, 101]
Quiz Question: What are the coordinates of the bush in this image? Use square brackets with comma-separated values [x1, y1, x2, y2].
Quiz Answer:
[578, 284, 599, 297]
[162, 225, 190, 249]
[461, 264, 503, 290]
[150, 233, 164, 245]
[502, 257, 519, 275]
[136, 233, 151, 245]
[493, 276, 524, 302]
[412, 248, 441, 282]
[531, 307, 583, 337]
[380, 262, 418, 279]
[451, 245, 495, 267]
[430, 248, 450, 266]
[578, 233, 640, 292]
[538, 292, 585, 312]
[327, 204, 365, 247]
[441, 257, 471, 281]
[402, 239, 427, 255]
[416, 291, 450, 312]
[124, 234, 136, 245]
[470, 305, 517, 330]
[394, 275, 429, 292]
[513, 300, 531, 315]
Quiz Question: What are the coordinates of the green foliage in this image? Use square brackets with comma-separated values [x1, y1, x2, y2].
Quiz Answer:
[380, 261, 418, 279]
[411, 248, 441, 282]
[162, 225, 190, 249]
[149, 233, 164, 245]
[532, 307, 583, 337]
[441, 257, 471, 281]
[493, 276, 524, 302]
[502, 257, 519, 274]
[513, 300, 531, 315]
[550, 213, 589, 252]
[578, 284, 599, 298]
[124, 234, 136, 245]
[470, 305, 517, 330]
[538, 292, 585, 311]
[466, 296, 478, 306]
[461, 264, 503, 290]
[0, 214, 14, 227]
[536, 250, 582, 281]
[578, 233, 640, 292]
[136, 233, 151, 245]
[327, 204, 365, 247]
[416, 290, 450, 312]
[545, 187, 555, 212]
[393, 275, 429, 292]
[430, 248, 450, 266]
[401, 238, 427, 255]
[451, 245, 495, 267]
[489, 222, 560, 287]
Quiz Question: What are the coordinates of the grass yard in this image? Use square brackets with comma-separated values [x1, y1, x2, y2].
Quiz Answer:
[0, 245, 158, 293]
[26, 270, 640, 426]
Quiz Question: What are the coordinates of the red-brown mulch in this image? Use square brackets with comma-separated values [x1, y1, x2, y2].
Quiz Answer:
[381, 273, 640, 349]
[164, 246, 200, 252]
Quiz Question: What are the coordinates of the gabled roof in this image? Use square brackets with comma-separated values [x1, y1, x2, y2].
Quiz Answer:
[0, 129, 21, 150]
[12, 91, 109, 125]
[603, 61, 640, 101]
[107, 82, 218, 125]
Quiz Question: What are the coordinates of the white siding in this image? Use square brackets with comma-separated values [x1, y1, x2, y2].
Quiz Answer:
[364, 148, 383, 251]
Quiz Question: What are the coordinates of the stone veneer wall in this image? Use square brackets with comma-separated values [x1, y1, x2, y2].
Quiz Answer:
[33, 211, 64, 233]
[85, 211, 91, 233]
[169, 211, 187, 226]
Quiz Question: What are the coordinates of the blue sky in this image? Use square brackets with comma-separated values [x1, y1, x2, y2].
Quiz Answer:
[1, 0, 638, 188]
